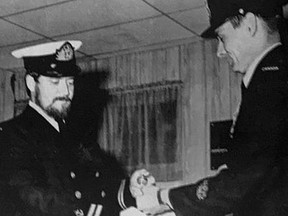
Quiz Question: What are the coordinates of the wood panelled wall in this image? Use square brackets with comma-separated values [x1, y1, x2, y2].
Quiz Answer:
[1, 38, 242, 184]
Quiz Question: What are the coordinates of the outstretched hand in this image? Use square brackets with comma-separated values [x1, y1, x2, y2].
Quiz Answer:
[142, 204, 172, 216]
[129, 169, 173, 215]
[130, 169, 156, 197]
[136, 184, 160, 210]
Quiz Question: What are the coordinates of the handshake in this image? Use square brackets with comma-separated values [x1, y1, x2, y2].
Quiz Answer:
[129, 169, 173, 215]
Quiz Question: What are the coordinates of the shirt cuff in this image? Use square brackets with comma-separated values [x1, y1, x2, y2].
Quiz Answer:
[118, 179, 127, 209]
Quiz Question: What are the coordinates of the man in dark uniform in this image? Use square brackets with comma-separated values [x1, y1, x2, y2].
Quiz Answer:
[137, 0, 288, 215]
[0, 41, 141, 216]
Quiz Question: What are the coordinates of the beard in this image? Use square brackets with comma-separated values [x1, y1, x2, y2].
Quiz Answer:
[45, 99, 71, 120]
[35, 90, 72, 120]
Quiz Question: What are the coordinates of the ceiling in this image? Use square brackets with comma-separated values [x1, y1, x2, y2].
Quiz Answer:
[1, 0, 288, 71]
[0, 0, 209, 70]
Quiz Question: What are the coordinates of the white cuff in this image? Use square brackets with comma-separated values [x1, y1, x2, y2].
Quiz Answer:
[118, 179, 127, 209]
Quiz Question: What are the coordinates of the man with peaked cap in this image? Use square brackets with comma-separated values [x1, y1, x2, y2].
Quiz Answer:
[0, 40, 150, 216]
[135, 0, 288, 215]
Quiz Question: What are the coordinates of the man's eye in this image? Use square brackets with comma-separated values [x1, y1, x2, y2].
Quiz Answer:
[67, 80, 74, 85]
[50, 79, 59, 84]
[218, 36, 224, 42]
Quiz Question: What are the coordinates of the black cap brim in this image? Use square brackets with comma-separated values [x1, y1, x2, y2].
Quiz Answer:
[12, 41, 82, 77]
[201, 17, 227, 39]
[201, 26, 218, 39]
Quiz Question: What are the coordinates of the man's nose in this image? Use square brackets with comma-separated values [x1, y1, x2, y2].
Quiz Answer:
[217, 41, 227, 58]
[58, 80, 69, 96]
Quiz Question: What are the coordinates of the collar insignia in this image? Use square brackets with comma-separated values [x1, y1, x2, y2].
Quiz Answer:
[261, 66, 279, 71]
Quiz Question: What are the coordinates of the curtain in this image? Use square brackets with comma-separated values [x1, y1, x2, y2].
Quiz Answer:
[100, 81, 183, 181]
[0, 70, 14, 122]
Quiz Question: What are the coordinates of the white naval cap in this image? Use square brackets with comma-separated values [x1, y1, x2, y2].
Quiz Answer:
[11, 40, 82, 77]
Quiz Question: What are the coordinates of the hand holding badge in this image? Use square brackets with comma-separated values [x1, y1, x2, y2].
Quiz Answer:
[129, 169, 174, 215]
[130, 169, 156, 197]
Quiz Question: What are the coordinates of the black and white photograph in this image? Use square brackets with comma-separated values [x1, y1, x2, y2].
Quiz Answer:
[0, 0, 288, 215]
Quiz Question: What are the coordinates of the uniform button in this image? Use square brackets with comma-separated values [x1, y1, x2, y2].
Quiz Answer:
[95, 172, 100, 178]
[70, 171, 76, 179]
[101, 190, 106, 198]
[75, 191, 82, 199]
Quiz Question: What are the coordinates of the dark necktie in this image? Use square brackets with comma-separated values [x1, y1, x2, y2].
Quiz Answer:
[56, 119, 67, 135]
[55, 119, 72, 153]
[241, 81, 247, 96]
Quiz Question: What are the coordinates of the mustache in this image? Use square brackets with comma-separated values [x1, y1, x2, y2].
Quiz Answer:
[53, 97, 72, 103]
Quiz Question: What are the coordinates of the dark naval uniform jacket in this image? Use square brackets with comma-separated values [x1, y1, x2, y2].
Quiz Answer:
[168, 45, 288, 216]
[0, 105, 135, 216]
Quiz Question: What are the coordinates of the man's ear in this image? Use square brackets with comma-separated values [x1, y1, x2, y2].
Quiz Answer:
[244, 12, 257, 37]
[26, 74, 36, 93]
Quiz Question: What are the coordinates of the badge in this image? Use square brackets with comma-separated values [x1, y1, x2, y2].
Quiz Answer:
[56, 42, 74, 61]
[196, 180, 209, 200]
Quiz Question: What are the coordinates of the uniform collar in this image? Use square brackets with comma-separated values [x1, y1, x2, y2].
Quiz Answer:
[29, 100, 60, 132]
[243, 42, 281, 88]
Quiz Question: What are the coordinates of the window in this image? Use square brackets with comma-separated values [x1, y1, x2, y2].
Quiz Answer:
[100, 81, 183, 181]
[14, 99, 28, 116]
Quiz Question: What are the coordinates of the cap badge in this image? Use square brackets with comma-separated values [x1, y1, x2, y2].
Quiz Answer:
[55, 42, 74, 61]
[238, 8, 244, 15]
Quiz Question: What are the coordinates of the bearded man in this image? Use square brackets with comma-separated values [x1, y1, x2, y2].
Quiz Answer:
[0, 41, 144, 216]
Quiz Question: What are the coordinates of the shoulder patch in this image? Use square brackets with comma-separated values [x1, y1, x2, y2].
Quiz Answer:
[196, 180, 209, 200]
